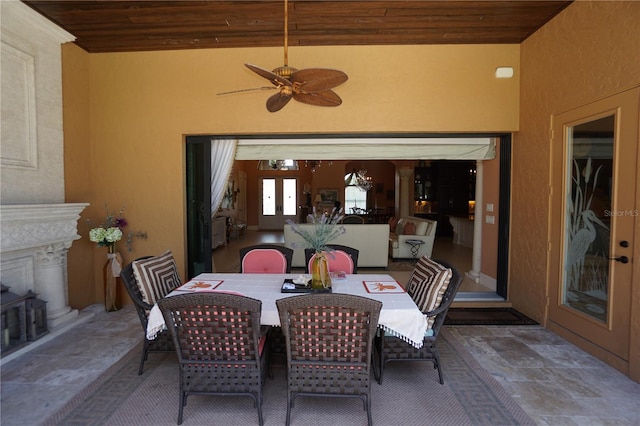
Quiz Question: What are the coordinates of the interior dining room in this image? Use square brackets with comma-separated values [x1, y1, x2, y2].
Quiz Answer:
[200, 149, 501, 301]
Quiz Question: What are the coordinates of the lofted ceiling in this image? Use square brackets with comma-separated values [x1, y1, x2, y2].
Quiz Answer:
[22, 0, 572, 53]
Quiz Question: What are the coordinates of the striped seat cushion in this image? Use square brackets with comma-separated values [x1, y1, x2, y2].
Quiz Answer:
[407, 257, 452, 329]
[132, 250, 181, 305]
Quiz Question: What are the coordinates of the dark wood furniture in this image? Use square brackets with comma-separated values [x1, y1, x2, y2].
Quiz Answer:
[415, 161, 476, 236]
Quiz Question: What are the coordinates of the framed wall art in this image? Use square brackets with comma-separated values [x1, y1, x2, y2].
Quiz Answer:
[318, 189, 339, 207]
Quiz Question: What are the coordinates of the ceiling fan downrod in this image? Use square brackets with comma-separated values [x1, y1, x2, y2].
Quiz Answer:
[272, 0, 297, 79]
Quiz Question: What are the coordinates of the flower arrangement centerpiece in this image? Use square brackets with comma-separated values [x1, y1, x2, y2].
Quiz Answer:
[286, 207, 345, 290]
[88, 205, 147, 253]
[88, 205, 147, 312]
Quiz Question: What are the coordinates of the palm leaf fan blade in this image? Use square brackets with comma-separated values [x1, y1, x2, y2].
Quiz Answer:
[245, 63, 291, 87]
[266, 92, 293, 112]
[294, 90, 342, 107]
[290, 69, 348, 93]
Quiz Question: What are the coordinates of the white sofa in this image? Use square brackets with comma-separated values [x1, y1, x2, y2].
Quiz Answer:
[284, 224, 390, 268]
[389, 216, 437, 259]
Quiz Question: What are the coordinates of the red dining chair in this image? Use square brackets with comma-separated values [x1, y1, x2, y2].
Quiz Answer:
[239, 244, 294, 359]
[239, 245, 294, 273]
[304, 245, 359, 274]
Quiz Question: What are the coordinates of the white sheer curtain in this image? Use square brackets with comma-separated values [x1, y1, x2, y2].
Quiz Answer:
[210, 138, 238, 216]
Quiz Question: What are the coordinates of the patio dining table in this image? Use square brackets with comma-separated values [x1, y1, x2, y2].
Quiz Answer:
[146, 272, 428, 348]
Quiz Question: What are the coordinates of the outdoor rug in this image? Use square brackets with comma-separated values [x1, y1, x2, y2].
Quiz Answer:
[44, 329, 534, 426]
[445, 308, 538, 326]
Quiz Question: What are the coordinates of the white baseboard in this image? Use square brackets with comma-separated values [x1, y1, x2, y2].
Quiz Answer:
[479, 273, 497, 291]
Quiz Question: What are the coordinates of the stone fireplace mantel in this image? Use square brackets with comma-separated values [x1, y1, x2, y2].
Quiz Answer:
[1, 203, 88, 328]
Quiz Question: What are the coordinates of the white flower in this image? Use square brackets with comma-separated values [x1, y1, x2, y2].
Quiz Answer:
[89, 227, 107, 243]
[104, 227, 123, 242]
[87, 204, 146, 251]
[89, 227, 122, 245]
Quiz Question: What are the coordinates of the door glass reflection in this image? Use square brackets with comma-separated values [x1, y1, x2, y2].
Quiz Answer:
[563, 115, 614, 322]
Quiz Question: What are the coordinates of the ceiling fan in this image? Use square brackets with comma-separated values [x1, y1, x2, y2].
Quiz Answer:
[219, 0, 348, 112]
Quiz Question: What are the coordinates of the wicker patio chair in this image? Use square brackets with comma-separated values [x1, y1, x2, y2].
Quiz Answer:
[276, 293, 382, 426]
[158, 293, 268, 426]
[121, 257, 175, 375]
[304, 244, 360, 274]
[239, 244, 294, 273]
[373, 259, 463, 385]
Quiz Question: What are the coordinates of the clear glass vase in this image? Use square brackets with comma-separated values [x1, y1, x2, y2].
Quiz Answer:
[311, 251, 332, 290]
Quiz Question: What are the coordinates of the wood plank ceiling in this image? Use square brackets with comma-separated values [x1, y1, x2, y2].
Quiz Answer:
[22, 1, 572, 53]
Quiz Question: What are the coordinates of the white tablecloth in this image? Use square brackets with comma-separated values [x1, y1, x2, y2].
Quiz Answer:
[146, 273, 427, 348]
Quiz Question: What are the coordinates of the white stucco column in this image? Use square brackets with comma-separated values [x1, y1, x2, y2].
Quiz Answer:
[398, 167, 413, 218]
[35, 242, 77, 326]
[466, 161, 483, 282]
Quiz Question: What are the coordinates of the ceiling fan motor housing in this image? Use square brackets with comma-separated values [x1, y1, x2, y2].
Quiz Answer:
[272, 65, 298, 79]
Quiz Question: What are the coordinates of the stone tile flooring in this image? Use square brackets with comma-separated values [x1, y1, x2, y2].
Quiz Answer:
[1, 304, 638, 425]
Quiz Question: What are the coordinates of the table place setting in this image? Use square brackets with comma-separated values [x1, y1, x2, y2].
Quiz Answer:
[175, 279, 223, 292]
[363, 280, 406, 293]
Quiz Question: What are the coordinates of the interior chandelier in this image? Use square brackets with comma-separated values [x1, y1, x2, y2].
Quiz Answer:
[305, 160, 332, 172]
[257, 159, 299, 170]
[345, 169, 373, 192]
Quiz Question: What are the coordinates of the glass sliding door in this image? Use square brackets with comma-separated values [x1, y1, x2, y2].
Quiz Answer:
[185, 137, 213, 278]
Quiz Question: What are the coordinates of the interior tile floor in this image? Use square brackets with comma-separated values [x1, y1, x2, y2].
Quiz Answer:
[2, 304, 638, 425]
[216, 230, 502, 303]
[215, 230, 485, 286]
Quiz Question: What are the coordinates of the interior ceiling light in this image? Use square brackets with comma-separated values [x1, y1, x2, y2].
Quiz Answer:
[257, 160, 299, 170]
[345, 169, 373, 192]
[305, 160, 332, 172]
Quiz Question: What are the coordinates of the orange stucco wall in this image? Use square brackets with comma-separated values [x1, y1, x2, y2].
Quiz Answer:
[63, 42, 94, 307]
[513, 1, 639, 378]
[63, 43, 519, 307]
[512, 1, 639, 320]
